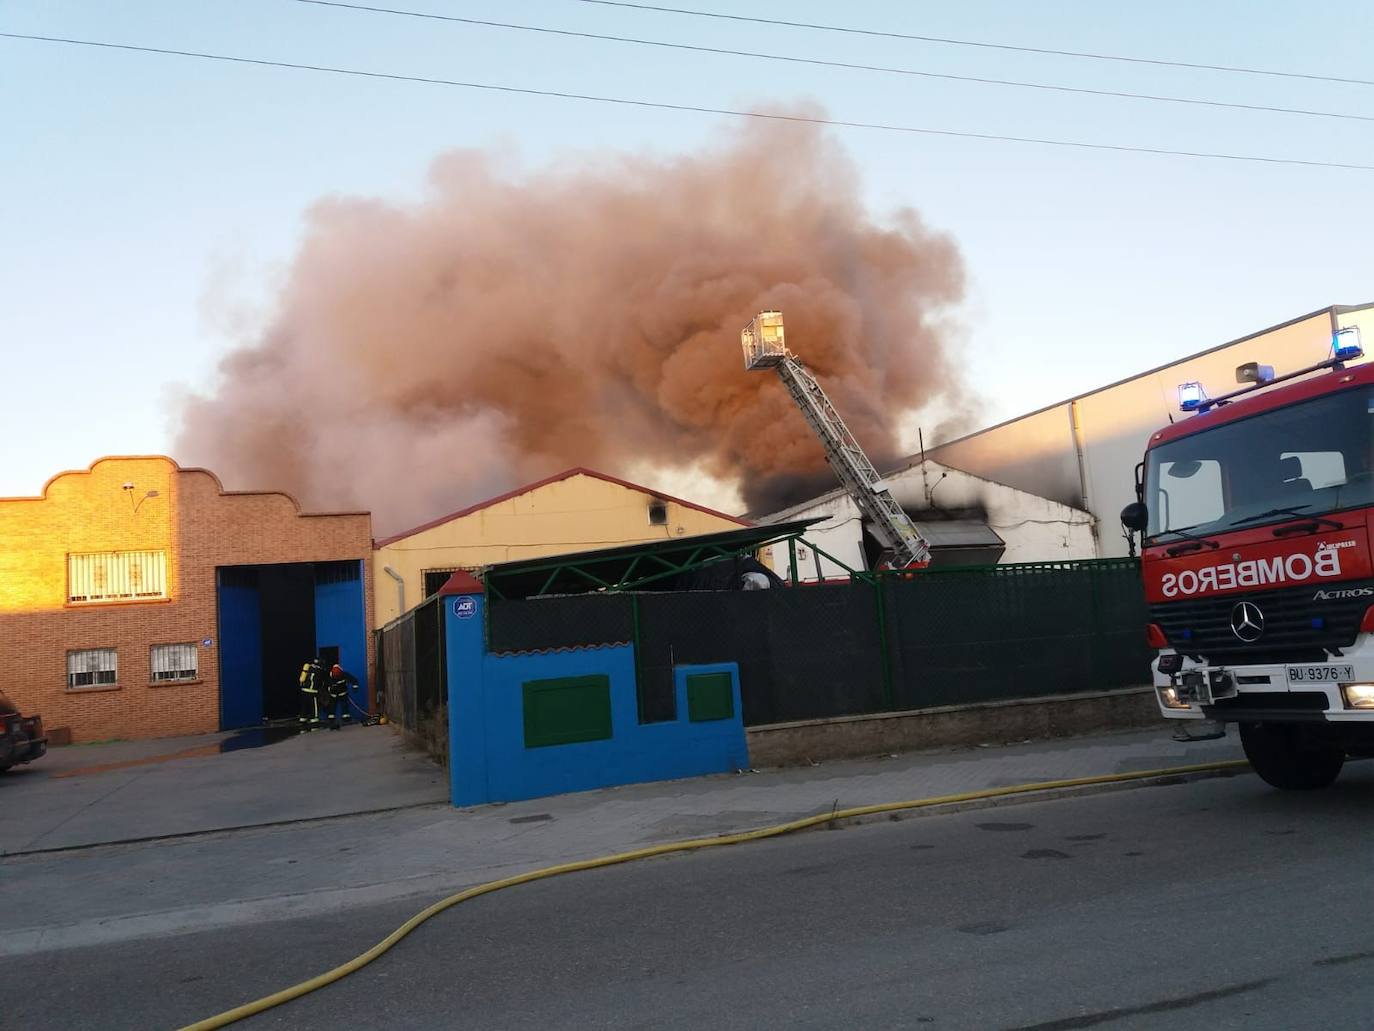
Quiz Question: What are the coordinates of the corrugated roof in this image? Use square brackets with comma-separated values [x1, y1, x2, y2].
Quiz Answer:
[913, 519, 1005, 549]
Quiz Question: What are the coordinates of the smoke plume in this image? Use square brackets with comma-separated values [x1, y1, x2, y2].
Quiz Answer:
[177, 118, 967, 534]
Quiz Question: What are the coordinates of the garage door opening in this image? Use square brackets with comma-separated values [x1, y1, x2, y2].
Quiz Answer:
[216, 560, 367, 729]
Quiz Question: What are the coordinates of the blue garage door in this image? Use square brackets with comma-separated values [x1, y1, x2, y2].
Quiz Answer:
[315, 561, 368, 716]
[217, 568, 264, 729]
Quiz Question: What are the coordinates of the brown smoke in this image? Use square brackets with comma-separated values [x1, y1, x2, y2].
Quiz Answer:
[177, 118, 967, 535]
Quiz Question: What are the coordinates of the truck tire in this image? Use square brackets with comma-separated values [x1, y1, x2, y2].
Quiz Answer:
[1239, 722, 1344, 790]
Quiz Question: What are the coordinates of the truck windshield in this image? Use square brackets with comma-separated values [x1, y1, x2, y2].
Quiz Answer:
[1144, 384, 1374, 541]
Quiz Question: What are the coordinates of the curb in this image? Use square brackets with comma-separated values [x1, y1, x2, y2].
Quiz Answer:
[2, 799, 449, 859]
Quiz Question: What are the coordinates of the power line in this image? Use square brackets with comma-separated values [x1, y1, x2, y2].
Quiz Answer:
[4, 32, 1373, 172]
[565, 0, 1374, 89]
[292, 1, 1374, 124]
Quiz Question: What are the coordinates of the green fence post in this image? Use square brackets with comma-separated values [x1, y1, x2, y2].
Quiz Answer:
[788, 538, 799, 586]
[481, 571, 492, 654]
[631, 593, 645, 723]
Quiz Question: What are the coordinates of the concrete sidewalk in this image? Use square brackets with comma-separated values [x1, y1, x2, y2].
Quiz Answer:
[0, 724, 447, 854]
[1, 726, 1247, 957]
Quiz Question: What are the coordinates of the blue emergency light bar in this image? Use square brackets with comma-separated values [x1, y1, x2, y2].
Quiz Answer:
[1178, 381, 1206, 412]
[1177, 330, 1365, 416]
[1334, 326, 1364, 362]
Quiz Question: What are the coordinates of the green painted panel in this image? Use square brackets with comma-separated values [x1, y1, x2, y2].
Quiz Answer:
[523, 675, 613, 748]
[687, 672, 734, 722]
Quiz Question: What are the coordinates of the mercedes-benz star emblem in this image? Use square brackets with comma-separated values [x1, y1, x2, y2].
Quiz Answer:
[1230, 601, 1265, 642]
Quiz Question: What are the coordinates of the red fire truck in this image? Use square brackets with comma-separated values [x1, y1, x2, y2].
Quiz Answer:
[1123, 327, 1374, 790]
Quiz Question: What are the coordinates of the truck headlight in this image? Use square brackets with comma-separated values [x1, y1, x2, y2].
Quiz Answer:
[1158, 686, 1190, 710]
[1341, 684, 1374, 709]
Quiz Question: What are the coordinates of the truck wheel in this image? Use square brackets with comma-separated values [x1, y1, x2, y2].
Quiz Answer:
[1239, 722, 1344, 790]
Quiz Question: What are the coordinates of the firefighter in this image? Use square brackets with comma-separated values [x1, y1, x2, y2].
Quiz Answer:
[298, 657, 325, 732]
[324, 663, 358, 731]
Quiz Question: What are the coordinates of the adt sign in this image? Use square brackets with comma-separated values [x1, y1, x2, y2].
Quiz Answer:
[453, 596, 477, 620]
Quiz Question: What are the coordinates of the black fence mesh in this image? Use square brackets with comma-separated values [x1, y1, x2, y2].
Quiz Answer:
[636, 591, 767, 724]
[634, 583, 885, 725]
[1087, 562, 1157, 687]
[883, 562, 1149, 709]
[464, 559, 1153, 729]
[375, 595, 446, 732]
[487, 594, 635, 654]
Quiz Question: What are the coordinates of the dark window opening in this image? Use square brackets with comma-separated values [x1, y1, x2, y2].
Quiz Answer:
[423, 568, 470, 597]
[314, 560, 361, 584]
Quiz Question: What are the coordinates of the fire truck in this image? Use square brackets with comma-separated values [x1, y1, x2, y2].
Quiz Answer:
[1123, 326, 1374, 789]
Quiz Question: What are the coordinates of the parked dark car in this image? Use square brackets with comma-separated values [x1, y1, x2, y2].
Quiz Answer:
[0, 691, 47, 772]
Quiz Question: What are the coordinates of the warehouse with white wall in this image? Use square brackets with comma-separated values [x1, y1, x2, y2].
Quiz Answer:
[926, 302, 1373, 559]
[759, 302, 1372, 569]
[760, 458, 1095, 580]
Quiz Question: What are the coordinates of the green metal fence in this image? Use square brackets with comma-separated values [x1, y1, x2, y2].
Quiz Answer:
[879, 558, 1150, 713]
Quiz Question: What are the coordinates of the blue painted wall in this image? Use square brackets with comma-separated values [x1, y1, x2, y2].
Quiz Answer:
[444, 593, 750, 807]
[217, 578, 263, 729]
[445, 593, 488, 807]
[315, 561, 369, 714]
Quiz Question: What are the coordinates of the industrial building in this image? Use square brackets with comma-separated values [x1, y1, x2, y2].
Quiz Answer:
[928, 302, 1373, 559]
[763, 302, 1373, 569]
[0, 457, 373, 743]
[371, 467, 751, 626]
[761, 458, 1096, 579]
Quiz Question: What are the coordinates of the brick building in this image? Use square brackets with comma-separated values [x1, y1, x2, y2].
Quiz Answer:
[0, 456, 373, 743]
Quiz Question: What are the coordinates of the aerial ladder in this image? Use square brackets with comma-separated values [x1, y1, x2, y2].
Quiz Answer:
[742, 310, 930, 568]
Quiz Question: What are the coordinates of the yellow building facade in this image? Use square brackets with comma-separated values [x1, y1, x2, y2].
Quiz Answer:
[372, 468, 749, 627]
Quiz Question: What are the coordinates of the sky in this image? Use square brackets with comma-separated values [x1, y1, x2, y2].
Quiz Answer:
[3, 0, 1372, 505]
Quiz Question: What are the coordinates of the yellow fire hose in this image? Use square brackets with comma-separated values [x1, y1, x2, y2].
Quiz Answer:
[180, 758, 1247, 1030]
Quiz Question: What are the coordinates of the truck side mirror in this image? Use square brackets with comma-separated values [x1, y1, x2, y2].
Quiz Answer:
[1120, 502, 1149, 533]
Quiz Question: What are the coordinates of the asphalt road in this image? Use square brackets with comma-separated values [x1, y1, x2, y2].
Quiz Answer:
[14, 765, 1374, 1031]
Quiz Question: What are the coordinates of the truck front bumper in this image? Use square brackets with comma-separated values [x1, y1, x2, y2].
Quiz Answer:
[1152, 650, 1374, 725]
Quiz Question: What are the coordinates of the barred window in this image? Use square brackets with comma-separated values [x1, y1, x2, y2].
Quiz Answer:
[151, 643, 198, 683]
[67, 648, 118, 689]
[68, 551, 167, 603]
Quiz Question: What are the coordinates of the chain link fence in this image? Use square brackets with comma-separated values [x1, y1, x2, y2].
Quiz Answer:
[375, 594, 447, 735]
[486, 593, 634, 654]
